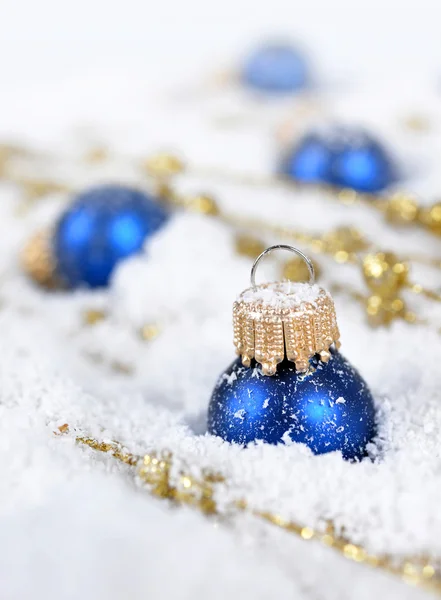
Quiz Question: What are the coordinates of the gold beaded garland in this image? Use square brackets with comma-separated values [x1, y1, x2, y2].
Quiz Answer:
[12, 141, 441, 332]
[72, 429, 441, 597]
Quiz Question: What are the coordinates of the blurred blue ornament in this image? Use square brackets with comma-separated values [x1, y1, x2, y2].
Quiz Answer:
[208, 350, 377, 460]
[280, 133, 333, 183]
[331, 137, 396, 193]
[53, 184, 168, 288]
[281, 128, 396, 193]
[241, 43, 308, 93]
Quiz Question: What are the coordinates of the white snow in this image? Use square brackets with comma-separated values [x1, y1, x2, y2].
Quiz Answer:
[240, 282, 323, 309]
[0, 18, 440, 600]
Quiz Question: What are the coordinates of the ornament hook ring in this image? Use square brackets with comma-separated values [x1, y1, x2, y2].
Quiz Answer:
[250, 244, 315, 288]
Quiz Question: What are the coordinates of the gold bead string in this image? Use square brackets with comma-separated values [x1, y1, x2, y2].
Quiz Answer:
[143, 158, 441, 329]
[4, 142, 440, 279]
[151, 170, 439, 271]
[5, 143, 440, 328]
[143, 153, 441, 237]
[144, 153, 441, 272]
[3, 142, 441, 242]
[66, 427, 441, 596]
[269, 246, 436, 329]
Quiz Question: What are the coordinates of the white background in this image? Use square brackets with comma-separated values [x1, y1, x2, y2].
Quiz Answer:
[0, 0, 439, 86]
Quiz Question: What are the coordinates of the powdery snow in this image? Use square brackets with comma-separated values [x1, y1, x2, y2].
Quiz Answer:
[0, 56, 439, 600]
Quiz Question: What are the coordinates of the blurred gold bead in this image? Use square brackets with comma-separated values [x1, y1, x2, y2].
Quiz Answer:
[362, 252, 408, 298]
[180, 476, 193, 489]
[187, 194, 219, 216]
[143, 153, 185, 178]
[334, 250, 349, 263]
[422, 564, 435, 579]
[404, 311, 418, 324]
[83, 146, 109, 164]
[21, 229, 58, 288]
[402, 114, 430, 132]
[403, 562, 418, 577]
[419, 202, 441, 235]
[322, 226, 368, 254]
[321, 534, 334, 546]
[235, 234, 266, 259]
[0, 144, 27, 177]
[310, 239, 324, 253]
[366, 295, 406, 327]
[301, 527, 314, 540]
[83, 309, 106, 325]
[139, 323, 161, 341]
[390, 298, 405, 312]
[283, 256, 321, 282]
[0, 147, 14, 176]
[386, 193, 419, 224]
[21, 179, 69, 201]
[345, 545, 366, 562]
[410, 283, 423, 294]
[338, 189, 358, 204]
[155, 181, 173, 198]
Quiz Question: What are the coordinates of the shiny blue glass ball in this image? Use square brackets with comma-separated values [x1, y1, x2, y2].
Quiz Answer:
[241, 43, 308, 93]
[281, 129, 396, 193]
[53, 185, 168, 288]
[208, 351, 377, 460]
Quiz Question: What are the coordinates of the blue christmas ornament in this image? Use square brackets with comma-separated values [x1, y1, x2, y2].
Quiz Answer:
[241, 43, 308, 94]
[281, 127, 396, 193]
[53, 184, 168, 288]
[331, 137, 396, 193]
[208, 352, 376, 460]
[207, 245, 377, 460]
[280, 133, 333, 183]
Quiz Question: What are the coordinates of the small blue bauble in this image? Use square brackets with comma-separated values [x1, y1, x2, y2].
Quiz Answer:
[282, 128, 396, 193]
[331, 138, 396, 193]
[208, 351, 377, 460]
[53, 184, 168, 288]
[242, 43, 308, 94]
[280, 133, 333, 183]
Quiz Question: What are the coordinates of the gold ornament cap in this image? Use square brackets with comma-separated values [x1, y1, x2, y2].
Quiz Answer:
[21, 228, 58, 288]
[233, 245, 341, 375]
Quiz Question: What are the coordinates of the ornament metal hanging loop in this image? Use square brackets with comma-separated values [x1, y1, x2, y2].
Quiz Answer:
[250, 244, 315, 289]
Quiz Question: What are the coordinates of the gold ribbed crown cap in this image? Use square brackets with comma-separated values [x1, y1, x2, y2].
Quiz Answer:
[233, 245, 341, 375]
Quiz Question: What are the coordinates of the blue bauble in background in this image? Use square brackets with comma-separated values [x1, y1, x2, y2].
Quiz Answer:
[331, 137, 396, 193]
[280, 133, 333, 183]
[241, 43, 308, 94]
[281, 128, 396, 193]
[53, 184, 168, 288]
[208, 350, 377, 460]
